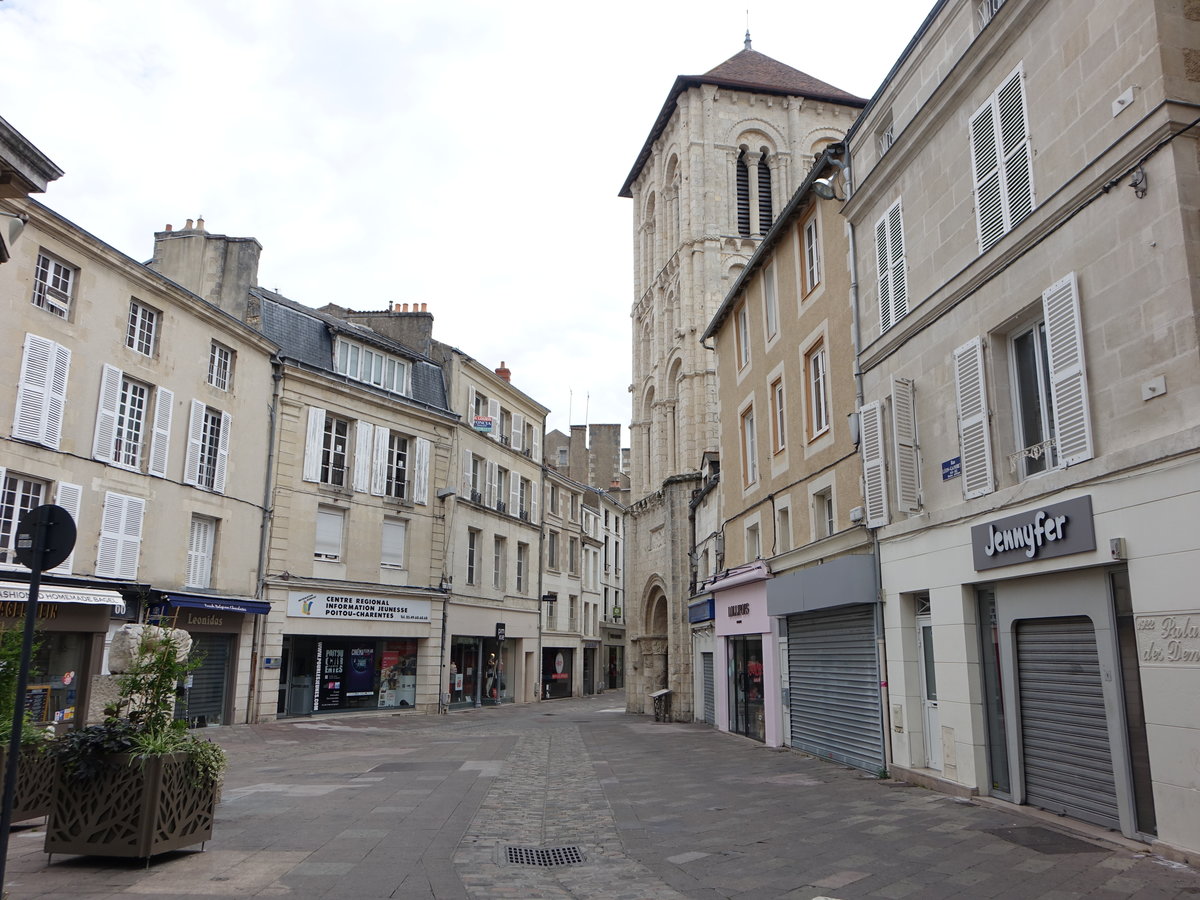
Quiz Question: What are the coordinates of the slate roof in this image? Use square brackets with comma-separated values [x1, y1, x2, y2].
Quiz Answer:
[253, 287, 452, 416]
[619, 47, 867, 198]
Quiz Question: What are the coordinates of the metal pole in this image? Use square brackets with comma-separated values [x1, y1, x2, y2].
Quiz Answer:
[0, 511, 49, 889]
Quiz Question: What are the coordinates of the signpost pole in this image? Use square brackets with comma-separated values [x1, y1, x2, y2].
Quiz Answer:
[0, 508, 50, 889]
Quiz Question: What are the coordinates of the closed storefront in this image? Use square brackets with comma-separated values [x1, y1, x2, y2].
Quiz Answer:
[768, 554, 883, 772]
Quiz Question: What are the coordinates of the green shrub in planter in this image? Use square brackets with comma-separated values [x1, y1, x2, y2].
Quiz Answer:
[0, 627, 53, 822]
[45, 624, 227, 860]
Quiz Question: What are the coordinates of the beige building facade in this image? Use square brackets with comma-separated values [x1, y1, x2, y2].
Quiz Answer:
[621, 38, 865, 717]
[844, 0, 1200, 860]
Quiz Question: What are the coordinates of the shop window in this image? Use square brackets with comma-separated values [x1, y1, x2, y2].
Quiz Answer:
[314, 507, 344, 561]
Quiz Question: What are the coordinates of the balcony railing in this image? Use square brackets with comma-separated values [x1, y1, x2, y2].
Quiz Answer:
[978, 0, 1005, 29]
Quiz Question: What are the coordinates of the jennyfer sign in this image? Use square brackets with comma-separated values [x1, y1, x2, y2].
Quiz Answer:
[971, 495, 1095, 571]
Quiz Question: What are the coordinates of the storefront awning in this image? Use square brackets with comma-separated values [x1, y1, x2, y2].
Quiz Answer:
[161, 593, 271, 616]
[0, 584, 126, 614]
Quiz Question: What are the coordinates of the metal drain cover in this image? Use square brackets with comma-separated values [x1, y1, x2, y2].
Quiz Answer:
[503, 844, 585, 867]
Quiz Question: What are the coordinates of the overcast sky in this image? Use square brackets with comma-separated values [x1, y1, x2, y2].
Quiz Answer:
[1, 0, 934, 440]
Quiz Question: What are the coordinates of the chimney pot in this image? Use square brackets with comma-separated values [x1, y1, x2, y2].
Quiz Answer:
[402, 302, 409, 312]
[196, 216, 205, 231]
[496, 361, 512, 382]
[185, 218, 194, 230]
[421, 303, 428, 312]
[165, 224, 173, 232]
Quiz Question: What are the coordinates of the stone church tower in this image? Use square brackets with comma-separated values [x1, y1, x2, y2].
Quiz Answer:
[620, 36, 865, 717]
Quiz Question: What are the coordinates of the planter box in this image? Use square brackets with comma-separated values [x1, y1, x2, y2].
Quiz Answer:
[0, 746, 54, 822]
[45, 751, 216, 860]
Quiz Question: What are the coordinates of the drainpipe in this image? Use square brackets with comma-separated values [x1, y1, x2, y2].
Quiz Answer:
[248, 357, 283, 724]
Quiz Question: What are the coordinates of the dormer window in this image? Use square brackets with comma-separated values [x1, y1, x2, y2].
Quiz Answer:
[334, 338, 411, 395]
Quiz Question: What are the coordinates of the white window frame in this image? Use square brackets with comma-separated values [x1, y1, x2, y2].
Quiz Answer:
[184, 400, 231, 493]
[126, 299, 159, 357]
[770, 377, 786, 454]
[763, 263, 778, 339]
[493, 535, 506, 589]
[0, 471, 47, 567]
[32, 252, 74, 318]
[802, 212, 822, 294]
[516, 542, 528, 593]
[740, 404, 758, 487]
[207, 341, 233, 391]
[806, 342, 830, 438]
[735, 302, 751, 369]
[334, 338, 411, 395]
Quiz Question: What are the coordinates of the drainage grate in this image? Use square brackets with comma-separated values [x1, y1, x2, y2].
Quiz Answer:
[504, 845, 585, 867]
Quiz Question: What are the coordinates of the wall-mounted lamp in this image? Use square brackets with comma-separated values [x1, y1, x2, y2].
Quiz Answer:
[812, 177, 842, 201]
[0, 211, 29, 264]
[1130, 166, 1148, 199]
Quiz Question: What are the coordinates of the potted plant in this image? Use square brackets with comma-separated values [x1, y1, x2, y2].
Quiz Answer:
[0, 627, 54, 823]
[44, 623, 226, 861]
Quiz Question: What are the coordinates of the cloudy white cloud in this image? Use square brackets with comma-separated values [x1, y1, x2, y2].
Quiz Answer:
[1, 0, 934, 438]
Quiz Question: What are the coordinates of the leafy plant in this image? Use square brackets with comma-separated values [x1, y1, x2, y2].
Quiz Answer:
[0, 626, 52, 749]
[49, 625, 226, 793]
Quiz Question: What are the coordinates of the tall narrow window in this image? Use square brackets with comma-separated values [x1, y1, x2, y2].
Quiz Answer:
[763, 263, 778, 339]
[185, 400, 230, 493]
[14, 333, 70, 449]
[970, 65, 1034, 253]
[466, 529, 479, 584]
[0, 474, 47, 565]
[770, 377, 786, 453]
[745, 523, 761, 560]
[186, 515, 216, 588]
[876, 198, 908, 332]
[126, 300, 159, 357]
[548, 531, 560, 570]
[814, 488, 835, 538]
[758, 154, 773, 232]
[806, 342, 830, 438]
[386, 432, 409, 499]
[736, 150, 751, 236]
[381, 518, 407, 569]
[516, 542, 529, 593]
[32, 253, 74, 318]
[740, 406, 758, 486]
[315, 507, 344, 561]
[112, 376, 149, 469]
[197, 407, 224, 490]
[493, 536, 506, 589]
[96, 491, 145, 579]
[776, 506, 791, 553]
[803, 213, 822, 294]
[735, 302, 751, 369]
[207, 342, 234, 391]
[321, 415, 350, 486]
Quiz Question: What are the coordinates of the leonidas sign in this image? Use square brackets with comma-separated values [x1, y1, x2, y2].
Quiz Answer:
[971, 495, 1095, 571]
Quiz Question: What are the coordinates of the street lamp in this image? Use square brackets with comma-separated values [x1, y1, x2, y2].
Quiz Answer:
[0, 210, 29, 264]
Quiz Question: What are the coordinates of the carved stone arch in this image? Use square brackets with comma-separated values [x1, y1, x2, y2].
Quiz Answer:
[640, 579, 671, 692]
[640, 381, 657, 422]
[802, 127, 847, 160]
[726, 119, 785, 156]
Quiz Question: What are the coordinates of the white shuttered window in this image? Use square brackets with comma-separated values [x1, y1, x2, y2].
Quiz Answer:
[14, 334, 70, 449]
[970, 65, 1034, 253]
[96, 492, 145, 579]
[859, 401, 889, 527]
[1042, 272, 1093, 466]
[47, 481, 83, 575]
[892, 377, 920, 513]
[875, 199, 907, 333]
[954, 337, 995, 499]
[186, 516, 215, 588]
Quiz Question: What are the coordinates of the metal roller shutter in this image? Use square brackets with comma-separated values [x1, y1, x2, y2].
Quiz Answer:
[1016, 616, 1119, 830]
[185, 633, 233, 727]
[702, 652, 714, 725]
[787, 605, 883, 772]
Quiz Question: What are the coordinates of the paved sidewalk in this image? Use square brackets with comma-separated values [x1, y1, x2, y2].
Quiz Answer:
[3, 692, 1198, 898]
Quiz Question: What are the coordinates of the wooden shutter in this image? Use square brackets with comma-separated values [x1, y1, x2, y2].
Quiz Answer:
[970, 94, 1005, 251]
[413, 438, 430, 505]
[213, 411, 232, 494]
[531, 428, 541, 464]
[15, 334, 70, 449]
[353, 421, 373, 493]
[381, 519, 406, 567]
[92, 364, 122, 462]
[97, 492, 144, 579]
[509, 467, 521, 513]
[892, 377, 920, 513]
[875, 200, 906, 332]
[183, 399, 205, 486]
[302, 407, 325, 483]
[971, 65, 1033, 253]
[461, 448, 473, 496]
[148, 386, 173, 478]
[487, 398, 500, 440]
[186, 516, 213, 588]
[486, 460, 498, 507]
[512, 414, 524, 452]
[370, 427, 388, 496]
[860, 401, 889, 528]
[1042, 272, 1093, 466]
[953, 337, 995, 499]
[467, 386, 477, 419]
[530, 478, 539, 523]
[47, 482, 83, 575]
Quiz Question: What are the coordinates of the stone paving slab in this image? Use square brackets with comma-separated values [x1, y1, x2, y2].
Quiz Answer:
[2, 693, 1198, 898]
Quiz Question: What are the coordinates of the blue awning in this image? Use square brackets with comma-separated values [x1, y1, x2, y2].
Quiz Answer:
[161, 593, 271, 616]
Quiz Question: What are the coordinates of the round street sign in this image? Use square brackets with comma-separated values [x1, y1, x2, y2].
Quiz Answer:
[15, 504, 77, 572]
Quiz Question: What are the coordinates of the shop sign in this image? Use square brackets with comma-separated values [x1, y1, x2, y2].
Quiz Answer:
[1135, 613, 1200, 667]
[288, 590, 431, 622]
[728, 603, 750, 618]
[970, 495, 1095, 571]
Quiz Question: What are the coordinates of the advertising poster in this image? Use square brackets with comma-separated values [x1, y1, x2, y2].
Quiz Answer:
[318, 644, 345, 709]
[378, 648, 400, 707]
[345, 645, 375, 697]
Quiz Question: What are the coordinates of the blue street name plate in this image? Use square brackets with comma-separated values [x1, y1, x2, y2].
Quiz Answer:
[941, 457, 962, 480]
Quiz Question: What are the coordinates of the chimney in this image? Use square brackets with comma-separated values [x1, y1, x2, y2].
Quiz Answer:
[149, 218, 262, 323]
[495, 361, 511, 382]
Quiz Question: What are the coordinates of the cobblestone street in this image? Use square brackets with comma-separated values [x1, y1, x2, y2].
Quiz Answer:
[4, 692, 1198, 899]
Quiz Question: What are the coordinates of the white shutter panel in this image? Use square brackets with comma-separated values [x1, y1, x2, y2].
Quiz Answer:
[96, 493, 124, 577]
[531, 428, 541, 464]
[860, 401, 889, 528]
[148, 386, 173, 478]
[45, 342, 70, 450]
[510, 468, 521, 514]
[186, 517, 205, 587]
[997, 67, 1034, 229]
[13, 337, 69, 449]
[184, 399, 205, 486]
[47, 482, 83, 575]
[1042, 272, 1093, 466]
[512, 414, 524, 452]
[891, 377, 920, 514]
[887, 201, 907, 323]
[486, 460, 498, 507]
[461, 449, 473, 496]
[953, 337, 995, 499]
[118, 495, 145, 579]
[530, 478, 539, 523]
[875, 208, 893, 332]
[92, 364, 122, 463]
[213, 411, 232, 494]
[413, 437, 430, 505]
[467, 386, 477, 420]
[487, 399, 500, 440]
[970, 96, 1005, 252]
[353, 421, 373, 493]
[302, 407, 325, 483]
[370, 427, 388, 496]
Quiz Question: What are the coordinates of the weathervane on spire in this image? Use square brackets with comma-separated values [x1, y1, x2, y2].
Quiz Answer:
[744, 10, 752, 51]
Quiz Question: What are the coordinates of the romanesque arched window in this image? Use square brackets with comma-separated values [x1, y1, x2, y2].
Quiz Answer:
[736, 149, 751, 236]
